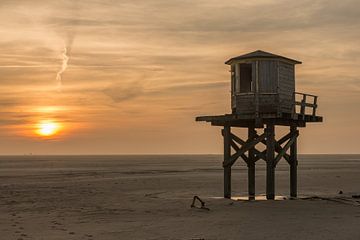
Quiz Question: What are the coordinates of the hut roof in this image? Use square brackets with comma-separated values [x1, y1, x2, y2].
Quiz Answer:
[225, 50, 302, 65]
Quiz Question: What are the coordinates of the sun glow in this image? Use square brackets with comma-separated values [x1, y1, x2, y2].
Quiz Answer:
[36, 120, 61, 137]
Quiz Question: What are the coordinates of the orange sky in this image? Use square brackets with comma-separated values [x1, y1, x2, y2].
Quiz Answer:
[0, 0, 359, 154]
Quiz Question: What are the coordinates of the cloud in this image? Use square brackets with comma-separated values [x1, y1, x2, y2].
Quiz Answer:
[103, 81, 228, 103]
[103, 82, 144, 103]
[154, 81, 228, 93]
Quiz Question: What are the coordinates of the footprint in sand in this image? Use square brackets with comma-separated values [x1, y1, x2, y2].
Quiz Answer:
[51, 220, 62, 225]
[84, 234, 93, 240]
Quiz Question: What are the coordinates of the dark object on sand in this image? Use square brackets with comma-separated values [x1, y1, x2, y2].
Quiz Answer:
[352, 194, 360, 199]
[191, 196, 210, 211]
[338, 190, 343, 194]
[196, 50, 323, 200]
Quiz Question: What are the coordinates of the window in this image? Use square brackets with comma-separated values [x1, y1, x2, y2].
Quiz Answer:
[239, 63, 252, 93]
[232, 63, 253, 94]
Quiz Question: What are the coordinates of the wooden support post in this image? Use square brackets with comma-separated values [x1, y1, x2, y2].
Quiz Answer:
[265, 123, 275, 200]
[248, 125, 256, 199]
[290, 125, 298, 198]
[223, 125, 231, 199]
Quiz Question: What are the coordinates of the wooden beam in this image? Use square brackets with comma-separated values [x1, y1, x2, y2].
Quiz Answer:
[222, 126, 231, 198]
[265, 123, 275, 200]
[274, 142, 291, 164]
[274, 130, 299, 166]
[277, 132, 292, 145]
[240, 154, 250, 164]
[231, 133, 245, 145]
[254, 149, 266, 162]
[230, 139, 240, 151]
[248, 126, 256, 198]
[223, 133, 266, 168]
[295, 101, 314, 108]
[197, 114, 320, 127]
[312, 96, 318, 116]
[230, 140, 249, 164]
[294, 92, 318, 98]
[232, 133, 265, 161]
[223, 126, 231, 199]
[255, 131, 292, 164]
[290, 125, 298, 198]
[300, 94, 306, 115]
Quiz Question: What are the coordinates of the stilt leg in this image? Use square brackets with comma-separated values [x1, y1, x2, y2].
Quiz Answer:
[248, 126, 256, 200]
[223, 126, 231, 199]
[290, 125, 298, 198]
[265, 123, 275, 200]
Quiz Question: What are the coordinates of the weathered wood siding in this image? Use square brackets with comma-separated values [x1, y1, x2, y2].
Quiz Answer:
[252, 62, 257, 91]
[278, 61, 295, 113]
[235, 94, 255, 114]
[235, 63, 240, 93]
[258, 60, 277, 93]
[234, 94, 278, 114]
[258, 94, 279, 113]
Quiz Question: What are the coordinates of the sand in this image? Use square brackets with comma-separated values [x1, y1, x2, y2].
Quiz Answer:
[0, 155, 359, 240]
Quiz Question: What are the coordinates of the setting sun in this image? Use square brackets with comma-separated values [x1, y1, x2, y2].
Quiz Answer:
[36, 120, 61, 137]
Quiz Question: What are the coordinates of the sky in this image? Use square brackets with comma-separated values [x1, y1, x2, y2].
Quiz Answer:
[0, 0, 359, 154]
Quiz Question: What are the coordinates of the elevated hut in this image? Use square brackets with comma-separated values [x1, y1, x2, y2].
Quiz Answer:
[196, 50, 322, 200]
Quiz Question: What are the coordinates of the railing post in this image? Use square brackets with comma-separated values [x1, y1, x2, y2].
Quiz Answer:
[300, 94, 306, 115]
[312, 96, 318, 116]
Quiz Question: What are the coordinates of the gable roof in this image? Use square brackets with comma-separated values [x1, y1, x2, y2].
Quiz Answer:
[225, 50, 302, 65]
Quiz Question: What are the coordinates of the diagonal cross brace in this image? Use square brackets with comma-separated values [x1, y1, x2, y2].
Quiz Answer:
[254, 149, 266, 162]
[230, 133, 245, 145]
[277, 132, 293, 145]
[231, 133, 265, 162]
[259, 133, 291, 163]
[222, 130, 250, 164]
[230, 140, 249, 164]
[274, 130, 299, 166]
[223, 133, 266, 167]
[275, 142, 291, 164]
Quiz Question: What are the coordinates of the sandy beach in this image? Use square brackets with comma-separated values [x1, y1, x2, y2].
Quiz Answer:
[0, 155, 359, 240]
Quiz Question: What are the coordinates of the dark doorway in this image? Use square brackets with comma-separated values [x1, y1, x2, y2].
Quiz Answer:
[240, 63, 252, 93]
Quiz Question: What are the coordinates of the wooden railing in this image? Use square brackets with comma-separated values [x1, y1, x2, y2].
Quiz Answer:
[294, 92, 318, 116]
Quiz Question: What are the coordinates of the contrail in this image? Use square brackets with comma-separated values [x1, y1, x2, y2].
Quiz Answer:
[53, 1, 78, 90]
[56, 45, 69, 90]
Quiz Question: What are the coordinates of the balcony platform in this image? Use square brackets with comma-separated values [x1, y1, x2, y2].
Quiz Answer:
[196, 112, 323, 128]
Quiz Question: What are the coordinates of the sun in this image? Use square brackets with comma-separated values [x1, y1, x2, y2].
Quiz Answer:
[36, 120, 61, 137]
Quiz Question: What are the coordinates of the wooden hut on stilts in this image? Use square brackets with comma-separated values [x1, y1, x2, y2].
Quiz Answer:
[196, 50, 323, 200]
